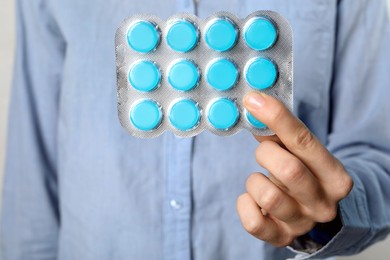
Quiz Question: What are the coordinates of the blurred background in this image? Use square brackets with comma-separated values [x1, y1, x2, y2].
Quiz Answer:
[1, 1, 390, 259]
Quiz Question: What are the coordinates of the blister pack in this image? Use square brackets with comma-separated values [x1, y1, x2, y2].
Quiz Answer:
[115, 11, 292, 138]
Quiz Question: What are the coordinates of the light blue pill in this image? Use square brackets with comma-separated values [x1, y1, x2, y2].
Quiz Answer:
[169, 99, 201, 131]
[245, 58, 278, 90]
[207, 98, 239, 130]
[206, 59, 238, 91]
[129, 60, 161, 92]
[127, 21, 160, 53]
[130, 99, 162, 131]
[168, 60, 199, 91]
[246, 111, 266, 128]
[205, 18, 238, 52]
[167, 20, 198, 52]
[244, 17, 278, 51]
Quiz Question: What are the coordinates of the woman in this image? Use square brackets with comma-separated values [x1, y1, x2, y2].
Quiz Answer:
[2, 0, 390, 259]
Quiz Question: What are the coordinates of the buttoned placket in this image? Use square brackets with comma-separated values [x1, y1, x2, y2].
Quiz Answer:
[163, 133, 194, 260]
[162, 3, 198, 260]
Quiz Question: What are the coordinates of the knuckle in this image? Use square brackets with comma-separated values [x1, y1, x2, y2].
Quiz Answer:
[336, 174, 354, 199]
[294, 126, 315, 150]
[246, 173, 260, 191]
[237, 193, 249, 207]
[281, 159, 305, 185]
[244, 217, 266, 236]
[316, 204, 338, 223]
[261, 189, 283, 212]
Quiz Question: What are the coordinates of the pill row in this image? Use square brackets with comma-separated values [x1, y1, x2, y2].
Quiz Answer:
[129, 57, 278, 93]
[130, 98, 265, 132]
[127, 16, 278, 53]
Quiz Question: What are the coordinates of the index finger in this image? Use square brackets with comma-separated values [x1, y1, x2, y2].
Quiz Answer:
[243, 92, 344, 180]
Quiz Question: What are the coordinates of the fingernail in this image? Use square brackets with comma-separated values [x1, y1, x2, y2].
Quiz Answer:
[244, 92, 266, 111]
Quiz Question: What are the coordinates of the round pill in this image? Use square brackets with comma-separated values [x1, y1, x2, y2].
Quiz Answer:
[130, 99, 162, 131]
[168, 59, 199, 91]
[167, 20, 198, 52]
[245, 58, 278, 90]
[205, 18, 238, 52]
[207, 98, 239, 130]
[129, 60, 161, 92]
[244, 17, 278, 51]
[246, 111, 266, 128]
[127, 21, 160, 53]
[206, 58, 238, 91]
[169, 99, 201, 131]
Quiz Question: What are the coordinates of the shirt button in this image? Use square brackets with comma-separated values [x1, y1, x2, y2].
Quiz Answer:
[170, 199, 183, 210]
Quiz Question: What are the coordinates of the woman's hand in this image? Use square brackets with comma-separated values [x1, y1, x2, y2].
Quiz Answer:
[237, 92, 353, 247]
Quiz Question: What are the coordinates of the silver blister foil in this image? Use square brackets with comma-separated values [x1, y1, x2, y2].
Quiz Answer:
[115, 11, 293, 138]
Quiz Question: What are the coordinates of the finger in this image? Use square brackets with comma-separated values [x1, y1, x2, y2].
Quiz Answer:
[244, 92, 345, 181]
[246, 173, 301, 223]
[255, 141, 322, 209]
[254, 134, 284, 147]
[256, 141, 344, 223]
[237, 193, 293, 247]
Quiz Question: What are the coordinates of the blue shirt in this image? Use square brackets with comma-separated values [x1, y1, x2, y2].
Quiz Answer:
[2, 0, 390, 259]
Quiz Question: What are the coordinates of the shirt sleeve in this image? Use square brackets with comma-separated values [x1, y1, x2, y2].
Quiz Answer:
[290, 0, 390, 259]
[0, 0, 65, 259]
